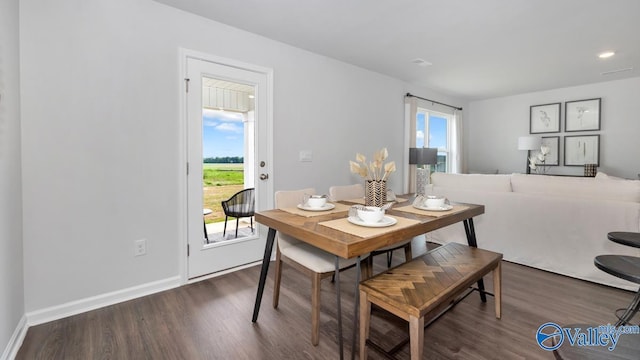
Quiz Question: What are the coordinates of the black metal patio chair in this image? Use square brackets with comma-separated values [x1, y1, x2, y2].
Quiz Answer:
[221, 188, 255, 238]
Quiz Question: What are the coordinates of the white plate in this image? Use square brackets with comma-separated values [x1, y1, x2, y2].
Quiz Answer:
[347, 215, 397, 227]
[413, 204, 453, 212]
[297, 203, 336, 211]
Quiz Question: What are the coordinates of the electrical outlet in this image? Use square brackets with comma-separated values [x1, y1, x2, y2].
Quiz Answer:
[134, 239, 147, 257]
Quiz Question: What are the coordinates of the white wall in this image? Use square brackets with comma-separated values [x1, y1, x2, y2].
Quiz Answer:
[466, 77, 640, 179]
[19, 0, 463, 315]
[0, 0, 25, 356]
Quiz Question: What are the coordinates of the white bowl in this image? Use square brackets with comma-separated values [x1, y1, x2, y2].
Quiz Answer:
[357, 206, 385, 223]
[306, 195, 327, 208]
[425, 195, 446, 208]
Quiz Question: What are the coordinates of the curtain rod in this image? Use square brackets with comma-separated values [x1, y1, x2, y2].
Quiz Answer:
[405, 93, 463, 111]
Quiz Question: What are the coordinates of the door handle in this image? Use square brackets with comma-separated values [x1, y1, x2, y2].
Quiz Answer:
[259, 173, 269, 180]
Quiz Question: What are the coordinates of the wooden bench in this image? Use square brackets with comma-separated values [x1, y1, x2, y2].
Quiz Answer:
[359, 242, 503, 359]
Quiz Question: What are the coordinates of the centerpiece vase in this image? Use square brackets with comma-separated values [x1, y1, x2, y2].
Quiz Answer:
[365, 180, 387, 207]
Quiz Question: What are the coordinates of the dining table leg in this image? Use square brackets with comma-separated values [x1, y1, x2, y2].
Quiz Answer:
[334, 255, 362, 360]
[335, 256, 344, 360]
[350, 256, 361, 360]
[463, 218, 487, 302]
[252, 227, 277, 323]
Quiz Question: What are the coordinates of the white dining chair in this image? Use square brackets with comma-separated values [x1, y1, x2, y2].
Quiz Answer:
[273, 188, 369, 346]
[329, 184, 413, 277]
[328, 183, 364, 202]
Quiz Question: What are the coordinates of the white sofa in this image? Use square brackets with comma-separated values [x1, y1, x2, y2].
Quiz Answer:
[427, 172, 640, 290]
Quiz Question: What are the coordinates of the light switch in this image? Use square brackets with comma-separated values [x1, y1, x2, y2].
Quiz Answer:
[299, 150, 313, 162]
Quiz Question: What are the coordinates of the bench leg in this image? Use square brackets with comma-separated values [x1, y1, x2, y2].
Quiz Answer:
[359, 290, 370, 360]
[494, 261, 502, 319]
[409, 315, 424, 360]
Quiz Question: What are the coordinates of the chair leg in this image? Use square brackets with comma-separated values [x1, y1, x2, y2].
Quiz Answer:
[387, 251, 393, 268]
[359, 290, 371, 360]
[366, 256, 373, 279]
[273, 246, 283, 309]
[311, 273, 321, 346]
[404, 243, 413, 262]
[235, 217, 240, 238]
[203, 220, 209, 243]
[223, 216, 228, 237]
[250, 217, 254, 233]
[494, 261, 502, 319]
[360, 258, 369, 281]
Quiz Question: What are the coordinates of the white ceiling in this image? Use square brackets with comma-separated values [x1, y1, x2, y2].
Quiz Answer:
[156, 0, 640, 101]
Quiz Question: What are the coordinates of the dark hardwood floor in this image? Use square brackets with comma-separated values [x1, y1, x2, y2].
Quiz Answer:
[17, 246, 638, 359]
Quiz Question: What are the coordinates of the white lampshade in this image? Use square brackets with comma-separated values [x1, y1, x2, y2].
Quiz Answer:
[518, 136, 541, 150]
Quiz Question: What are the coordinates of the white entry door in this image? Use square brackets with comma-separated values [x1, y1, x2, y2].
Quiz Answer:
[185, 53, 272, 279]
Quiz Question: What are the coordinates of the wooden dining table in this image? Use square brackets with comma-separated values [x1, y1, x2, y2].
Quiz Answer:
[251, 196, 485, 359]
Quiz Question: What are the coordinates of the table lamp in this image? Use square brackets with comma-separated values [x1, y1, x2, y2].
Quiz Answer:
[409, 147, 438, 195]
[518, 136, 541, 174]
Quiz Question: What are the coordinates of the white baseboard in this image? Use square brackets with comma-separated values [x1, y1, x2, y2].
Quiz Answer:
[1, 315, 27, 360]
[26, 276, 181, 326]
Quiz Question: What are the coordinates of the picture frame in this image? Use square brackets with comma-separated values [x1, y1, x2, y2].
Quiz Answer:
[530, 136, 560, 166]
[530, 103, 561, 134]
[564, 135, 600, 166]
[565, 98, 601, 132]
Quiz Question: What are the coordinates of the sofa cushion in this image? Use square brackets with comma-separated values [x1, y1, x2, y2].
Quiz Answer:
[511, 173, 640, 203]
[595, 171, 627, 181]
[431, 173, 512, 192]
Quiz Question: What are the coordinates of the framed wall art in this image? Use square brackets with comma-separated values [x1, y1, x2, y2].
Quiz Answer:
[564, 135, 600, 166]
[530, 103, 561, 134]
[530, 136, 560, 166]
[565, 98, 601, 132]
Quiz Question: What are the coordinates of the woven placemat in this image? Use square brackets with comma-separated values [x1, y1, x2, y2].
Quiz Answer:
[280, 202, 351, 217]
[394, 204, 469, 218]
[319, 216, 420, 238]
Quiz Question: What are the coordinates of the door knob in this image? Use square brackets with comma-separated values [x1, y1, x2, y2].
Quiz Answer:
[260, 173, 269, 180]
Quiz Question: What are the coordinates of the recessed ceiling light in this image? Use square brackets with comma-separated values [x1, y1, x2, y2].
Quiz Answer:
[598, 51, 615, 59]
[411, 58, 432, 67]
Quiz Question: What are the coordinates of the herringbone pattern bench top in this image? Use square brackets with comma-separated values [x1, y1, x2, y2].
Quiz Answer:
[360, 242, 502, 318]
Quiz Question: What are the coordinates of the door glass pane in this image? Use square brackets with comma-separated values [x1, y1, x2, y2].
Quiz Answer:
[201, 77, 255, 244]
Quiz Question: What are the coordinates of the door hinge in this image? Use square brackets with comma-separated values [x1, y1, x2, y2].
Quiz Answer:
[186, 162, 189, 175]
[185, 78, 190, 93]
[187, 244, 190, 256]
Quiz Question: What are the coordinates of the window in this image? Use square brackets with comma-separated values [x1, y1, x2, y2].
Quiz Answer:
[416, 109, 452, 173]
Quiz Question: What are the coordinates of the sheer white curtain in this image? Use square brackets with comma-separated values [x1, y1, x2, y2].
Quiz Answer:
[404, 97, 418, 194]
[451, 109, 465, 173]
